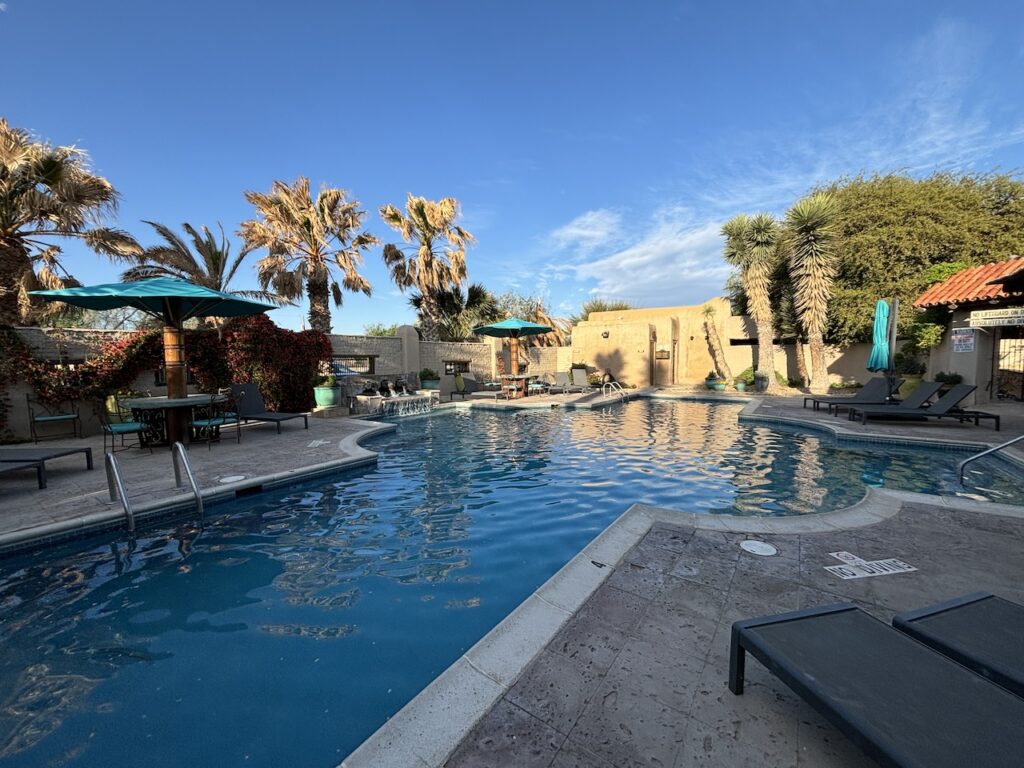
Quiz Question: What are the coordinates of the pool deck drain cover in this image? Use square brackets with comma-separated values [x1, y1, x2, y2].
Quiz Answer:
[219, 475, 247, 484]
[740, 540, 778, 556]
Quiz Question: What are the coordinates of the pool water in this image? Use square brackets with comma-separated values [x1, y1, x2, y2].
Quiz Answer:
[0, 400, 1019, 766]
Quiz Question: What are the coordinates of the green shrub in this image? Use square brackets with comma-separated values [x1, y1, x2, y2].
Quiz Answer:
[419, 368, 439, 381]
[935, 371, 963, 385]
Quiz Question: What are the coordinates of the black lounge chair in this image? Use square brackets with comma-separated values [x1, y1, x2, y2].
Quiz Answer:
[730, 603, 1024, 768]
[893, 592, 1024, 698]
[230, 384, 308, 433]
[802, 377, 896, 412]
[0, 446, 94, 487]
[849, 383, 977, 426]
[0, 460, 46, 489]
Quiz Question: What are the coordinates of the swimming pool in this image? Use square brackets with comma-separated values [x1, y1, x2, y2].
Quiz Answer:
[0, 400, 1020, 766]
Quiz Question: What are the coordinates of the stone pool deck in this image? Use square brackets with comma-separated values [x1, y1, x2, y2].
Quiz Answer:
[438, 493, 1024, 768]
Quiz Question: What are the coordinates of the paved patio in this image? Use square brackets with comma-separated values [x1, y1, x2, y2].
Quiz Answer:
[444, 499, 1024, 767]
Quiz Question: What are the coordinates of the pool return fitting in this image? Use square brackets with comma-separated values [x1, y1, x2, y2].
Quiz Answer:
[105, 441, 204, 533]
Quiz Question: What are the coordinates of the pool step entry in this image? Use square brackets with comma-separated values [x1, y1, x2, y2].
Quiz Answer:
[105, 442, 204, 533]
[958, 433, 1024, 484]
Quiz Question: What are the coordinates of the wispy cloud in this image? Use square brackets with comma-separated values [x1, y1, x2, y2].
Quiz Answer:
[550, 208, 623, 254]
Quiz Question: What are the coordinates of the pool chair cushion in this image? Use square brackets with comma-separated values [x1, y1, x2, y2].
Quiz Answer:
[730, 602, 1024, 768]
[893, 592, 1024, 698]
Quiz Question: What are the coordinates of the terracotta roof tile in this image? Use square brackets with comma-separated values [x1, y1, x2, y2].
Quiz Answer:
[914, 257, 1024, 308]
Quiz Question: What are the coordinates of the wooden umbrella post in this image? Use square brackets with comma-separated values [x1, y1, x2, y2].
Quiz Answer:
[163, 325, 187, 400]
[510, 334, 520, 376]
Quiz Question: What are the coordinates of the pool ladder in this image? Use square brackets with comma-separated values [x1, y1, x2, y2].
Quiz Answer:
[957, 433, 1024, 485]
[602, 381, 627, 402]
[105, 442, 204, 533]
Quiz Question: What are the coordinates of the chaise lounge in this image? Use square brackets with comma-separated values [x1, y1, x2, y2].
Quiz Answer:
[849, 383, 998, 429]
[730, 602, 1024, 768]
[0, 446, 94, 489]
[230, 384, 308, 433]
[802, 377, 901, 413]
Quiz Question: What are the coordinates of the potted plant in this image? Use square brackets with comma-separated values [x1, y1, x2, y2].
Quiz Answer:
[735, 368, 755, 392]
[734, 379, 747, 392]
[313, 374, 342, 407]
[419, 368, 440, 390]
[704, 370, 720, 390]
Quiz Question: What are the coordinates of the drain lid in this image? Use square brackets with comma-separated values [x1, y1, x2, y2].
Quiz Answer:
[740, 540, 778, 556]
[219, 475, 247, 484]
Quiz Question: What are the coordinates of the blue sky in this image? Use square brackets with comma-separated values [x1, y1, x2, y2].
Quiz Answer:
[3, 1, 1023, 332]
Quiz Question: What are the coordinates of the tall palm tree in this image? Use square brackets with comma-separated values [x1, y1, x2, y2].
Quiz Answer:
[785, 191, 838, 393]
[409, 282, 502, 341]
[121, 221, 287, 325]
[722, 213, 780, 392]
[380, 194, 475, 341]
[239, 177, 377, 333]
[0, 118, 140, 325]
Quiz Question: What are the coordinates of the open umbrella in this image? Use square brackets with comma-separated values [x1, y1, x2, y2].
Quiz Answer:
[472, 318, 553, 375]
[30, 277, 277, 399]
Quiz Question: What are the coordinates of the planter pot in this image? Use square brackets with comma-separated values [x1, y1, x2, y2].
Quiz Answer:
[734, 382, 747, 392]
[314, 386, 342, 407]
[704, 378, 717, 390]
[420, 380, 440, 391]
[712, 382, 727, 392]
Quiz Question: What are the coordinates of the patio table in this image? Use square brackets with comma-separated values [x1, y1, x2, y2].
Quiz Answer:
[123, 394, 224, 446]
[500, 374, 535, 399]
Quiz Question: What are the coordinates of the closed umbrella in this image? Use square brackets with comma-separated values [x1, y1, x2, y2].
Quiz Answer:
[471, 318, 554, 376]
[866, 300, 891, 373]
[31, 277, 276, 400]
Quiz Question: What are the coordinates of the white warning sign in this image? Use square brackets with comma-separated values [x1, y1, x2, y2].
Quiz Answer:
[824, 551, 917, 580]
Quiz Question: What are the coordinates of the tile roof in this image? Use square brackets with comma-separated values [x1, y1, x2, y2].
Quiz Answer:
[914, 257, 1024, 308]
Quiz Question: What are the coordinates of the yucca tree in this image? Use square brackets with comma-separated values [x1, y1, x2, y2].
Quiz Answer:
[722, 213, 780, 392]
[380, 194, 475, 341]
[785, 191, 838, 393]
[0, 118, 140, 325]
[240, 177, 377, 333]
[409, 282, 502, 341]
[702, 304, 732, 381]
[121, 221, 287, 325]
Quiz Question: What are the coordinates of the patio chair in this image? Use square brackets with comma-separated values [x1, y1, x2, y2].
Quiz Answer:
[190, 392, 242, 449]
[570, 367, 594, 390]
[97, 399, 151, 454]
[0, 460, 46, 489]
[849, 383, 976, 426]
[26, 394, 81, 443]
[730, 603, 1024, 768]
[802, 377, 901, 413]
[893, 592, 1024, 698]
[528, 374, 553, 395]
[549, 372, 582, 394]
[230, 384, 308, 433]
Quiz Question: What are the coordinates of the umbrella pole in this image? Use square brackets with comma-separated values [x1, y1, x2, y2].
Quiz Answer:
[163, 324, 188, 400]
[887, 298, 899, 399]
[510, 335, 520, 376]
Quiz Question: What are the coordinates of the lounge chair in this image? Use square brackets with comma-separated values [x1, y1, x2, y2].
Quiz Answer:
[230, 384, 308, 433]
[849, 383, 979, 426]
[730, 603, 1024, 768]
[802, 377, 899, 413]
[26, 394, 81, 443]
[0, 446, 94, 486]
[893, 592, 1024, 698]
[0, 460, 46, 489]
[570, 367, 594, 390]
[450, 373, 481, 401]
[835, 379, 942, 418]
[549, 372, 582, 394]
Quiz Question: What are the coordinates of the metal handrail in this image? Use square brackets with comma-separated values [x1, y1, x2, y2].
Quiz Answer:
[172, 441, 204, 517]
[958, 433, 1024, 484]
[104, 452, 135, 533]
[602, 381, 627, 402]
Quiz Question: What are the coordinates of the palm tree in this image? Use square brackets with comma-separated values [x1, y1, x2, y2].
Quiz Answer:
[0, 118, 140, 325]
[722, 213, 780, 392]
[569, 298, 634, 326]
[785, 191, 838, 393]
[121, 221, 287, 325]
[409, 282, 502, 341]
[702, 304, 732, 381]
[524, 301, 569, 347]
[380, 194, 475, 341]
[239, 177, 378, 333]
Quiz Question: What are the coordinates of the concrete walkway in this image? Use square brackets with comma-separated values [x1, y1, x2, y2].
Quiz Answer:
[444, 499, 1024, 767]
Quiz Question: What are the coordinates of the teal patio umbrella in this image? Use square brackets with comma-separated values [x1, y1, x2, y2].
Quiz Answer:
[472, 318, 553, 375]
[31, 277, 276, 399]
[866, 300, 891, 372]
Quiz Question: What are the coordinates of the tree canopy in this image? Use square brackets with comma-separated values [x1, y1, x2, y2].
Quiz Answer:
[569, 298, 634, 326]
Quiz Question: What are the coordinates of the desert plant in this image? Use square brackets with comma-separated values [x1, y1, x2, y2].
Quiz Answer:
[419, 368, 439, 381]
[702, 305, 732, 381]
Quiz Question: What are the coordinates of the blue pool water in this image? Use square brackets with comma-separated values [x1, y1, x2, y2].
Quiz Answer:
[0, 400, 1020, 766]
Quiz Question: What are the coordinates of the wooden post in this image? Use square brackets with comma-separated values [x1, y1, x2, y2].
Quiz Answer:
[510, 335, 520, 375]
[163, 325, 187, 399]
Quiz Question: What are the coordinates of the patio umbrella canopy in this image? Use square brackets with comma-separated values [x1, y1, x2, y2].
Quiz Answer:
[866, 300, 892, 373]
[472, 318, 554, 375]
[30, 278, 276, 399]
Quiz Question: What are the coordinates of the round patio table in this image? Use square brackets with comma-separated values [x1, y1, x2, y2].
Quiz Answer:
[500, 374, 535, 399]
[123, 394, 223, 446]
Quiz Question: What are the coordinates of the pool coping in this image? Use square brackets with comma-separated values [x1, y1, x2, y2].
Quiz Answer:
[338, 485, 1024, 767]
[0, 419, 398, 556]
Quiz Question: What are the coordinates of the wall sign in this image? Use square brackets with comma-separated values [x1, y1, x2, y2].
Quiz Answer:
[951, 327, 976, 353]
[969, 307, 1024, 327]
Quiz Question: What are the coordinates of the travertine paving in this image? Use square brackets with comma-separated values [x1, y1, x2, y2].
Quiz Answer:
[445, 502, 1024, 767]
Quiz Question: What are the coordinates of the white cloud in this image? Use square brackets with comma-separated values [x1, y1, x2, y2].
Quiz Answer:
[550, 209, 623, 254]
